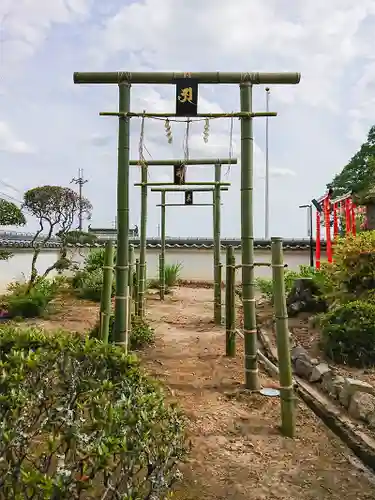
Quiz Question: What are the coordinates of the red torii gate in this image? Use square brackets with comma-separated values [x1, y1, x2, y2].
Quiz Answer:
[314, 191, 363, 268]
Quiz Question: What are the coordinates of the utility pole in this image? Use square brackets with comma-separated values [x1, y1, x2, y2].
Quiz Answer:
[265, 87, 270, 240]
[70, 168, 88, 231]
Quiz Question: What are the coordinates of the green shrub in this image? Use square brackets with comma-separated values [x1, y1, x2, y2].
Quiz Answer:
[2, 277, 60, 318]
[150, 262, 183, 290]
[165, 262, 182, 287]
[254, 277, 273, 301]
[75, 269, 106, 302]
[90, 313, 155, 350]
[84, 248, 115, 273]
[320, 300, 375, 367]
[76, 269, 116, 302]
[0, 326, 186, 498]
[323, 232, 375, 303]
[255, 265, 327, 303]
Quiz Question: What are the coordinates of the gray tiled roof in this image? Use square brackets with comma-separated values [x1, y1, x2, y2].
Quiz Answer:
[0, 230, 322, 250]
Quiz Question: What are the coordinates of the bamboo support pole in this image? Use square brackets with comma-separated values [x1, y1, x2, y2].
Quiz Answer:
[138, 163, 148, 319]
[74, 71, 301, 85]
[100, 111, 277, 119]
[240, 82, 259, 390]
[225, 245, 236, 356]
[130, 158, 237, 166]
[156, 203, 217, 207]
[134, 259, 140, 316]
[151, 187, 229, 192]
[160, 192, 166, 300]
[114, 82, 130, 350]
[128, 244, 134, 332]
[135, 182, 230, 187]
[271, 237, 296, 438]
[99, 240, 114, 344]
[213, 164, 222, 325]
[235, 263, 288, 269]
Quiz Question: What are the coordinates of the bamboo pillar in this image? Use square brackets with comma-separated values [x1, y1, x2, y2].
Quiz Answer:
[213, 163, 222, 325]
[114, 82, 130, 350]
[160, 191, 166, 300]
[100, 240, 114, 344]
[225, 245, 236, 356]
[138, 163, 148, 318]
[271, 237, 296, 438]
[240, 82, 259, 390]
[128, 244, 134, 331]
[134, 259, 140, 316]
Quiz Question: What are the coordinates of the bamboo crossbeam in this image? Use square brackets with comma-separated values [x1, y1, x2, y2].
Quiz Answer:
[150, 187, 229, 192]
[156, 203, 218, 207]
[129, 158, 237, 166]
[134, 182, 230, 187]
[100, 111, 277, 118]
[73, 71, 301, 85]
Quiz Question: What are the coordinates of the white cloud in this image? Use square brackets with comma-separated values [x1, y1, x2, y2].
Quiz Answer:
[1, 0, 375, 238]
[0, 0, 91, 71]
[0, 122, 35, 154]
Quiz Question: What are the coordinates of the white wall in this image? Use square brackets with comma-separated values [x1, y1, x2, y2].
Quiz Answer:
[0, 246, 325, 292]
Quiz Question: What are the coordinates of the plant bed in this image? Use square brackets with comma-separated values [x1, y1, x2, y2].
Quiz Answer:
[0, 325, 187, 498]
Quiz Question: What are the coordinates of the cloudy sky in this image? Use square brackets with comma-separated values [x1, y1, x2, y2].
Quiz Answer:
[1, 0, 375, 239]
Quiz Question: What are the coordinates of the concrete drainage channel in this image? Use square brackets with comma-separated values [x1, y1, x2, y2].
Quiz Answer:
[236, 327, 375, 474]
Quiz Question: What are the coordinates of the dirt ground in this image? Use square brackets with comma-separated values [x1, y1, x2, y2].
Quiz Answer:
[141, 288, 375, 500]
[20, 288, 375, 498]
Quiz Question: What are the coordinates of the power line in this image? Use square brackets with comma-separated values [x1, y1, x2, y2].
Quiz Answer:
[70, 168, 88, 231]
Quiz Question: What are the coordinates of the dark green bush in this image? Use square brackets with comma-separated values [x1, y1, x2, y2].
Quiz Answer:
[2, 278, 59, 318]
[91, 313, 155, 350]
[320, 300, 375, 367]
[0, 326, 186, 499]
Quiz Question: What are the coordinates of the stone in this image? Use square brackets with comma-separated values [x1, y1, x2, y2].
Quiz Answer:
[309, 363, 331, 383]
[348, 392, 375, 421]
[367, 411, 375, 430]
[294, 358, 314, 379]
[286, 278, 327, 317]
[339, 378, 375, 409]
[291, 346, 310, 362]
[321, 372, 345, 399]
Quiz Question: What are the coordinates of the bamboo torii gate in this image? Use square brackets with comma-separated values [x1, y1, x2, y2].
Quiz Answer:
[130, 157, 236, 322]
[151, 175, 232, 325]
[73, 70, 300, 391]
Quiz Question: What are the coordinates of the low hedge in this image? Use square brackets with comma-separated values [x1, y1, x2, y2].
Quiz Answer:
[320, 300, 375, 367]
[0, 326, 186, 498]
